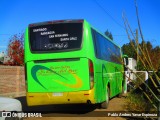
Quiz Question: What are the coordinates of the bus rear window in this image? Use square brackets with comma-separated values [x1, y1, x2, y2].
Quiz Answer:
[29, 23, 83, 53]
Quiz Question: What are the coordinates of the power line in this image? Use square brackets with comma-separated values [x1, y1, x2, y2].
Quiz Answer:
[93, 0, 125, 30]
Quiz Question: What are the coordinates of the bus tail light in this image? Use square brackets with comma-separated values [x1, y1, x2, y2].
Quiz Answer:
[89, 60, 94, 89]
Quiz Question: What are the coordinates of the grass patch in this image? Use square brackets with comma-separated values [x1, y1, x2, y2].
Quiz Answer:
[126, 91, 157, 112]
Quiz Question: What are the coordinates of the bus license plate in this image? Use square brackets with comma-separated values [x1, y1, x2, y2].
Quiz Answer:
[53, 93, 63, 96]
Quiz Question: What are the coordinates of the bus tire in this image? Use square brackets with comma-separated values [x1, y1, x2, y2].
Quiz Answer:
[100, 87, 109, 109]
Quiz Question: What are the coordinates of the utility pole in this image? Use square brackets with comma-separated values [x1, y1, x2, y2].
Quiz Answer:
[136, 29, 139, 65]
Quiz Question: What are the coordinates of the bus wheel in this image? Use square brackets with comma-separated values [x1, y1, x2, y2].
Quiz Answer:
[100, 88, 109, 109]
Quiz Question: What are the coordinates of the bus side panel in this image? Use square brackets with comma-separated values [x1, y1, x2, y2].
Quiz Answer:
[115, 64, 124, 95]
[93, 59, 106, 103]
[90, 26, 124, 103]
[94, 59, 124, 103]
[94, 72, 104, 103]
[107, 62, 123, 97]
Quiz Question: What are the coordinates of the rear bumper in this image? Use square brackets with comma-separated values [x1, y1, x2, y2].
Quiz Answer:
[26, 89, 95, 106]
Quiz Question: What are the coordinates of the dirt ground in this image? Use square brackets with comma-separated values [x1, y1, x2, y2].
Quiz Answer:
[23, 97, 128, 120]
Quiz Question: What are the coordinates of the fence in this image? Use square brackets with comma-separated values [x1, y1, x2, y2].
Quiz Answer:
[0, 65, 25, 98]
[124, 71, 152, 93]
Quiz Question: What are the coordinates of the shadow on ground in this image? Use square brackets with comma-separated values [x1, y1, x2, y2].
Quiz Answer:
[16, 96, 99, 117]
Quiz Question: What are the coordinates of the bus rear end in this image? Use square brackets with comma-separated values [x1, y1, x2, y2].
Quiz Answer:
[24, 20, 95, 106]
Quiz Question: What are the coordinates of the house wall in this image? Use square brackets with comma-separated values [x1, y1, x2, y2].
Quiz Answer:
[0, 66, 25, 97]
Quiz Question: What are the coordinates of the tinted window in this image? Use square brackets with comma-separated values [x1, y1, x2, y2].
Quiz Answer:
[92, 29, 121, 64]
[29, 23, 83, 52]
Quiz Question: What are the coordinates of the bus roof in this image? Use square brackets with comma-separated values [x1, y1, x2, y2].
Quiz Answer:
[29, 19, 85, 27]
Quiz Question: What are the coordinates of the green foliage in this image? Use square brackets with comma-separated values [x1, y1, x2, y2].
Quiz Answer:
[122, 40, 160, 71]
[105, 29, 113, 40]
[136, 61, 145, 70]
[121, 40, 137, 59]
[126, 92, 156, 112]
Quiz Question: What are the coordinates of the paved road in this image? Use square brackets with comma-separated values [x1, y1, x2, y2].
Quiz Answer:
[16, 96, 127, 120]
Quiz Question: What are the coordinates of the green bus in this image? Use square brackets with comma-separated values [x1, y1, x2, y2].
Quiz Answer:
[24, 19, 124, 108]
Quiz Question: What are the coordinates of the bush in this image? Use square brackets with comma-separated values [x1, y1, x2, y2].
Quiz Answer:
[126, 92, 156, 112]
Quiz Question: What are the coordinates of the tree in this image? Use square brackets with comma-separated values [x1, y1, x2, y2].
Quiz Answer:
[6, 34, 24, 66]
[122, 40, 137, 60]
[105, 30, 113, 40]
[122, 40, 160, 71]
[149, 45, 160, 70]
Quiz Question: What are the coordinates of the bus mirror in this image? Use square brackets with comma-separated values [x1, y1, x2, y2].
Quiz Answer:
[123, 55, 128, 66]
[124, 57, 128, 66]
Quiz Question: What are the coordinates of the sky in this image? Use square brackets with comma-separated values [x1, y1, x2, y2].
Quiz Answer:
[0, 0, 160, 53]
